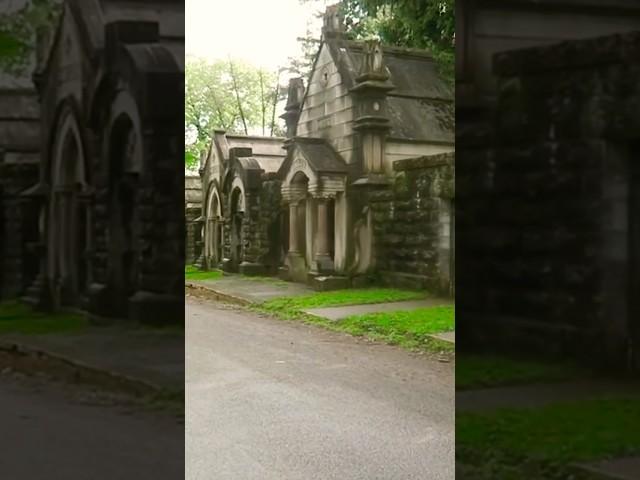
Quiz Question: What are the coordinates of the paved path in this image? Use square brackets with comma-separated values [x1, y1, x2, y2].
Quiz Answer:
[186, 298, 454, 480]
[189, 275, 313, 303]
[456, 379, 640, 413]
[1, 327, 184, 391]
[303, 298, 450, 321]
[577, 457, 640, 480]
[0, 375, 184, 479]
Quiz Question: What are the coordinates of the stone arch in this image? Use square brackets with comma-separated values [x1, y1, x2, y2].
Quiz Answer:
[47, 104, 90, 306]
[106, 110, 142, 313]
[229, 184, 245, 270]
[204, 182, 223, 268]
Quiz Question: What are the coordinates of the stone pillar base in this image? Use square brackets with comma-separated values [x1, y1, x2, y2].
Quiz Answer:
[285, 252, 307, 283]
[22, 273, 53, 311]
[308, 274, 351, 291]
[239, 262, 266, 276]
[128, 291, 183, 326]
[86, 283, 120, 322]
[221, 258, 235, 273]
[312, 253, 334, 275]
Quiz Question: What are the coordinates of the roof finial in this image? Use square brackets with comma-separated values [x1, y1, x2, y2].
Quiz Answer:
[322, 4, 345, 39]
[358, 39, 389, 81]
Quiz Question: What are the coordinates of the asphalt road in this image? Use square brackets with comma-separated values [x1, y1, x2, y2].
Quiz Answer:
[0, 374, 184, 479]
[186, 298, 454, 480]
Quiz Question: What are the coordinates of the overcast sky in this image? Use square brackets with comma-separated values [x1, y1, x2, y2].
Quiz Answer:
[185, 0, 331, 72]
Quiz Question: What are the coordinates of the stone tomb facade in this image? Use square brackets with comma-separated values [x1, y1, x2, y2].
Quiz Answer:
[199, 6, 455, 294]
[457, 31, 640, 367]
[199, 133, 286, 275]
[6, 0, 186, 324]
[0, 88, 41, 301]
[185, 174, 203, 266]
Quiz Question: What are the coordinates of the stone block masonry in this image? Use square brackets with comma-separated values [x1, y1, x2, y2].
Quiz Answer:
[370, 153, 454, 295]
[457, 31, 640, 367]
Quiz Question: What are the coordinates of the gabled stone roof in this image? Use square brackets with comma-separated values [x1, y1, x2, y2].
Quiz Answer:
[38, 0, 184, 78]
[319, 38, 454, 143]
[224, 135, 286, 174]
[278, 137, 347, 179]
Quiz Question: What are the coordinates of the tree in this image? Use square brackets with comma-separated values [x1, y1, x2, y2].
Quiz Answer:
[185, 56, 286, 168]
[340, 0, 455, 83]
[0, 0, 62, 74]
[295, 0, 454, 84]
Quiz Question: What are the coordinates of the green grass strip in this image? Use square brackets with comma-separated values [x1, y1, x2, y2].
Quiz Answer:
[457, 396, 640, 463]
[261, 288, 427, 316]
[185, 265, 223, 281]
[456, 354, 587, 390]
[0, 301, 87, 335]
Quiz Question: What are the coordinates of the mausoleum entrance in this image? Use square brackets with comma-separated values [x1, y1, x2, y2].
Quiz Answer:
[48, 111, 89, 308]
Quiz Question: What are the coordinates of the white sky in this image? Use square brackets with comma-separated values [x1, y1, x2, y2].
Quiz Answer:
[185, 0, 331, 72]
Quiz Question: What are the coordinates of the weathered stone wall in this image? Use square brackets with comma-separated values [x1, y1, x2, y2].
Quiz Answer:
[457, 31, 640, 366]
[297, 44, 355, 164]
[185, 175, 203, 265]
[370, 153, 454, 294]
[0, 88, 41, 300]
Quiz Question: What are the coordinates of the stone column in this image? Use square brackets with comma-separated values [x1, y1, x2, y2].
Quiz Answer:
[314, 197, 334, 273]
[288, 202, 299, 253]
[212, 218, 219, 264]
[315, 198, 330, 257]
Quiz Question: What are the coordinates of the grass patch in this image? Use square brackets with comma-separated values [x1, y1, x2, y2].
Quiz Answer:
[0, 301, 87, 335]
[256, 289, 454, 354]
[456, 354, 587, 390]
[260, 288, 427, 317]
[185, 265, 223, 281]
[335, 306, 454, 351]
[457, 396, 640, 464]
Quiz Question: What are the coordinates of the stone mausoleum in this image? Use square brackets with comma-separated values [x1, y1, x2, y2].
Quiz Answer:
[457, 0, 640, 367]
[0, 0, 185, 324]
[198, 5, 455, 294]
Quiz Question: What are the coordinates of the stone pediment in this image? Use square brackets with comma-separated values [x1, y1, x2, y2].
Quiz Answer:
[280, 138, 347, 200]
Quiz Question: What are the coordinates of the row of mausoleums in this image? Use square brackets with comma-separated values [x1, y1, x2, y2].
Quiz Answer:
[0, 0, 184, 324]
[193, 6, 455, 294]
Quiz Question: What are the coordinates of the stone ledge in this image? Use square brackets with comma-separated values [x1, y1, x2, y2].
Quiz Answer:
[393, 152, 454, 172]
[494, 31, 640, 77]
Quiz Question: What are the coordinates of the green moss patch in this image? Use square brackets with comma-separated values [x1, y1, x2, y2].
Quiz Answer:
[0, 301, 87, 335]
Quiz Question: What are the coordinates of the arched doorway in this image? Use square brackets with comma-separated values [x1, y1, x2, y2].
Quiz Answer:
[48, 111, 89, 307]
[229, 186, 244, 270]
[205, 187, 223, 269]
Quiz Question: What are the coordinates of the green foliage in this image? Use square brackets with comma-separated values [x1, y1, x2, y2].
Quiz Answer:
[339, 0, 454, 84]
[0, 0, 62, 74]
[0, 301, 87, 335]
[457, 397, 640, 463]
[456, 355, 587, 390]
[185, 56, 286, 167]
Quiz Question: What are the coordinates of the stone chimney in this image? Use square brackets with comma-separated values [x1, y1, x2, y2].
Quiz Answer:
[322, 4, 345, 39]
[229, 147, 253, 162]
[280, 78, 305, 138]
